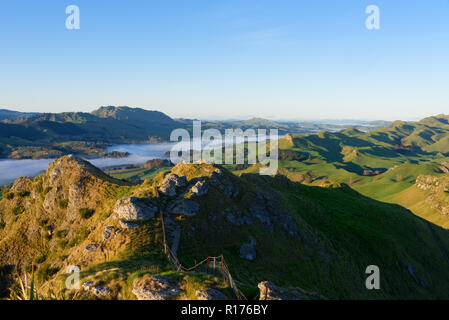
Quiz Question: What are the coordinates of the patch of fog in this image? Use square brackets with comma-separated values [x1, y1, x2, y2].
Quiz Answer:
[0, 135, 275, 186]
[0, 158, 53, 186]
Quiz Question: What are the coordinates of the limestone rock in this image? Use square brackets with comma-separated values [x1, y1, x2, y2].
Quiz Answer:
[258, 282, 302, 300]
[240, 236, 257, 261]
[225, 209, 253, 226]
[195, 288, 227, 300]
[82, 281, 93, 291]
[159, 173, 187, 197]
[132, 275, 182, 300]
[91, 285, 112, 298]
[82, 282, 111, 298]
[85, 243, 99, 252]
[113, 197, 157, 221]
[103, 226, 114, 240]
[190, 181, 209, 197]
[168, 199, 200, 217]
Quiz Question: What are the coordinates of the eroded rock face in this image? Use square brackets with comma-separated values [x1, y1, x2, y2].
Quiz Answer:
[168, 199, 200, 217]
[190, 181, 209, 197]
[258, 282, 302, 300]
[159, 174, 187, 197]
[82, 282, 112, 298]
[132, 275, 182, 300]
[240, 236, 257, 261]
[210, 171, 239, 198]
[103, 226, 114, 240]
[91, 285, 112, 298]
[248, 192, 298, 237]
[416, 175, 441, 190]
[195, 288, 227, 300]
[113, 197, 158, 221]
[414, 175, 449, 216]
[41, 155, 115, 218]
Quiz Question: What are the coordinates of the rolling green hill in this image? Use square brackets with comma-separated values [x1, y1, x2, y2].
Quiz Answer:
[273, 115, 449, 229]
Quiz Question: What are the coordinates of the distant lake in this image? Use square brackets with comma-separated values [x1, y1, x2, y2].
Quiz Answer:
[0, 134, 272, 186]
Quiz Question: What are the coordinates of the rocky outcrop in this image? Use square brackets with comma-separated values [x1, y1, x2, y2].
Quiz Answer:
[132, 275, 182, 300]
[416, 175, 441, 191]
[190, 181, 209, 197]
[82, 282, 112, 298]
[113, 197, 158, 221]
[248, 192, 298, 237]
[159, 173, 187, 197]
[85, 243, 99, 252]
[225, 210, 253, 226]
[195, 289, 227, 300]
[168, 199, 200, 217]
[415, 175, 449, 216]
[258, 282, 302, 300]
[439, 162, 449, 173]
[41, 155, 123, 218]
[119, 220, 138, 229]
[240, 236, 257, 261]
[103, 226, 114, 240]
[210, 170, 239, 198]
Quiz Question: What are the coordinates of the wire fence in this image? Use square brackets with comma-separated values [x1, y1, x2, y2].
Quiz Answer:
[153, 182, 247, 300]
[160, 210, 247, 300]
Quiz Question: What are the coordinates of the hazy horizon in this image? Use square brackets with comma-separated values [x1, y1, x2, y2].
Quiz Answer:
[0, 105, 434, 122]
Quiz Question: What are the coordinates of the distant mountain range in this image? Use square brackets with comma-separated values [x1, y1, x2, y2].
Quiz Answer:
[0, 106, 392, 159]
[0, 106, 185, 158]
[0, 109, 39, 121]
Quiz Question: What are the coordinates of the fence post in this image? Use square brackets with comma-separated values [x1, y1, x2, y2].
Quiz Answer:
[160, 211, 167, 254]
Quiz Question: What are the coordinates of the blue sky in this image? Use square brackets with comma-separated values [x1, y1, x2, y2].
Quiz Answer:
[0, 0, 448, 120]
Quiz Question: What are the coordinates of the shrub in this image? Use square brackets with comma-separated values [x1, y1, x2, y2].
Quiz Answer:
[11, 206, 24, 216]
[34, 254, 47, 264]
[25, 265, 37, 273]
[79, 208, 95, 219]
[36, 263, 59, 282]
[57, 239, 68, 249]
[17, 190, 30, 198]
[58, 199, 69, 209]
[69, 227, 91, 247]
[5, 192, 14, 200]
[0, 221, 5, 229]
[38, 218, 49, 227]
[36, 181, 43, 193]
[55, 229, 68, 239]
